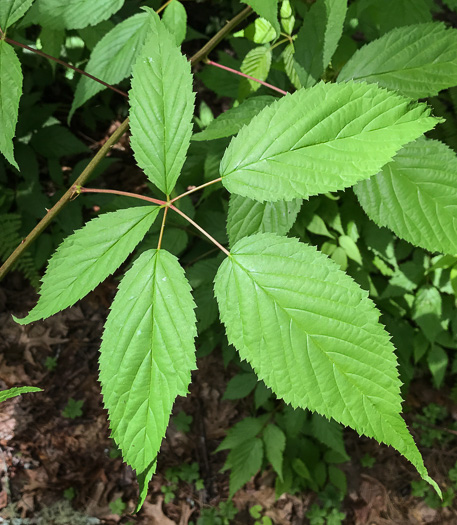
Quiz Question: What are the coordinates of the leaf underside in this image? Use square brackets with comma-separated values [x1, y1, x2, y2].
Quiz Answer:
[355, 137, 457, 255]
[99, 249, 197, 501]
[214, 233, 438, 492]
[15, 206, 160, 324]
[220, 81, 439, 202]
[338, 23, 457, 99]
[129, 9, 195, 195]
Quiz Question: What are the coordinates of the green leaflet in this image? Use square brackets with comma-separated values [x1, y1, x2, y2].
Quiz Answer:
[99, 249, 197, 503]
[220, 81, 439, 202]
[294, 0, 347, 88]
[227, 194, 301, 247]
[162, 0, 187, 46]
[70, 12, 152, 121]
[214, 233, 438, 493]
[355, 138, 457, 256]
[0, 386, 42, 403]
[39, 27, 65, 74]
[15, 206, 160, 325]
[0, 0, 34, 29]
[240, 45, 272, 92]
[263, 424, 286, 480]
[282, 43, 301, 90]
[192, 96, 275, 142]
[0, 41, 22, 169]
[129, 9, 195, 195]
[444, 0, 457, 10]
[242, 0, 280, 37]
[338, 23, 457, 99]
[34, 0, 124, 30]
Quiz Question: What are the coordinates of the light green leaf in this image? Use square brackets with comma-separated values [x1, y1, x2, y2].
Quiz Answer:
[0, 0, 34, 29]
[99, 249, 197, 487]
[192, 96, 275, 142]
[129, 9, 195, 195]
[0, 386, 42, 403]
[227, 194, 301, 247]
[34, 0, 124, 30]
[263, 424, 286, 479]
[282, 43, 301, 90]
[162, 0, 187, 46]
[0, 41, 22, 169]
[240, 45, 272, 92]
[413, 285, 442, 343]
[242, 0, 280, 37]
[70, 12, 152, 120]
[339, 235, 362, 265]
[294, 0, 347, 88]
[355, 138, 457, 255]
[214, 233, 438, 493]
[222, 438, 264, 497]
[238, 17, 276, 44]
[338, 23, 457, 99]
[220, 82, 439, 202]
[15, 206, 160, 325]
[280, 0, 294, 35]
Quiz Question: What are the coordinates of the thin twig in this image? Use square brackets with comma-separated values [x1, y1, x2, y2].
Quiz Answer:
[169, 177, 222, 204]
[156, 0, 175, 14]
[205, 59, 288, 96]
[169, 205, 230, 256]
[4, 37, 128, 98]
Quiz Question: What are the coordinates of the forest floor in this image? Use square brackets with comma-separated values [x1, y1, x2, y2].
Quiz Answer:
[1, 269, 457, 525]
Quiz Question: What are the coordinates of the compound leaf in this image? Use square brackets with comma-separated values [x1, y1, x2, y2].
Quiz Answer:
[99, 249, 197, 492]
[338, 23, 457, 99]
[242, 0, 280, 36]
[220, 81, 439, 202]
[129, 9, 195, 195]
[0, 0, 34, 29]
[70, 12, 152, 120]
[0, 386, 42, 403]
[15, 206, 160, 325]
[0, 41, 22, 169]
[227, 194, 301, 247]
[192, 96, 275, 142]
[294, 0, 347, 88]
[34, 0, 124, 30]
[214, 233, 438, 493]
[162, 0, 187, 46]
[355, 138, 457, 255]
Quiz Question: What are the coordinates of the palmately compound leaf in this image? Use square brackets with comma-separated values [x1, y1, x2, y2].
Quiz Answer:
[214, 233, 439, 493]
[15, 206, 160, 325]
[0, 41, 22, 169]
[227, 194, 301, 247]
[242, 0, 280, 37]
[355, 138, 457, 255]
[294, 0, 347, 88]
[34, 0, 124, 30]
[220, 81, 439, 202]
[99, 249, 197, 508]
[0, 386, 42, 403]
[129, 9, 195, 196]
[338, 23, 457, 99]
[70, 12, 153, 121]
[192, 96, 275, 142]
[0, 0, 34, 29]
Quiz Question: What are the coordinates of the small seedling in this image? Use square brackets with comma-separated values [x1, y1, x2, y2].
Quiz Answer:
[45, 356, 57, 371]
[62, 398, 84, 419]
[173, 410, 193, 433]
[109, 497, 126, 515]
